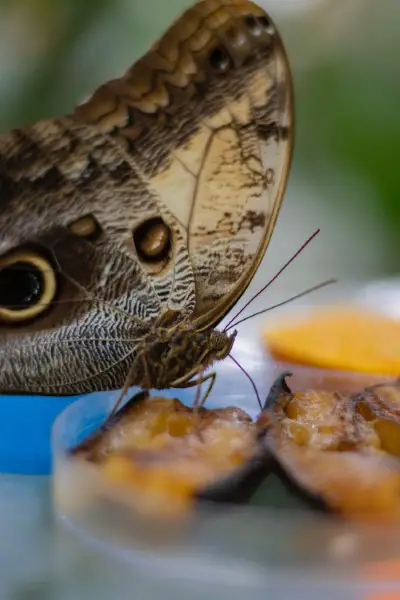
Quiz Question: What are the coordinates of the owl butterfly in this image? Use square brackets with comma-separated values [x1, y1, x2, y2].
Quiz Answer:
[0, 0, 293, 401]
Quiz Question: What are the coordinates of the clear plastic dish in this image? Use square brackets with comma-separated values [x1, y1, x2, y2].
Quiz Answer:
[268, 356, 395, 394]
[52, 384, 400, 596]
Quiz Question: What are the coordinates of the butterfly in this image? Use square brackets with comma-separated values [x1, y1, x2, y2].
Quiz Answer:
[0, 0, 293, 402]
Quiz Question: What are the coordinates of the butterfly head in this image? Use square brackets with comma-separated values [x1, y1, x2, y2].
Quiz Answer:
[208, 329, 237, 361]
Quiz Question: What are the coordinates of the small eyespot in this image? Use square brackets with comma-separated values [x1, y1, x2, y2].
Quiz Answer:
[208, 47, 233, 73]
[68, 214, 103, 241]
[133, 217, 171, 263]
[243, 15, 263, 36]
[258, 15, 274, 34]
[0, 250, 57, 324]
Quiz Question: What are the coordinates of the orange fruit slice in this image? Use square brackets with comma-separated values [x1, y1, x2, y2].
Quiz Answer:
[263, 306, 400, 375]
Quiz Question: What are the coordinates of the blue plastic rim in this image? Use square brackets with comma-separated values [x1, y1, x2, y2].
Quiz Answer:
[0, 392, 95, 475]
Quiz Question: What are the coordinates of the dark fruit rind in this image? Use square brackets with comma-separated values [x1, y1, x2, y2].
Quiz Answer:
[197, 453, 268, 504]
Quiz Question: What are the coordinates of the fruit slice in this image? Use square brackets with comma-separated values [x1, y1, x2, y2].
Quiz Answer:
[263, 374, 400, 522]
[263, 306, 400, 375]
[69, 390, 269, 518]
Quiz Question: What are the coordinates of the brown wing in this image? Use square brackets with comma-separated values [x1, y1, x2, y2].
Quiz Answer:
[72, 0, 294, 329]
[0, 0, 293, 394]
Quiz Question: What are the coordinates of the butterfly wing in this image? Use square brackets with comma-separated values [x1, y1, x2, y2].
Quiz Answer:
[0, 0, 293, 394]
[74, 0, 293, 328]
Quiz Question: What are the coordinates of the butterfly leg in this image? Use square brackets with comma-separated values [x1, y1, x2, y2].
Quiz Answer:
[174, 371, 216, 408]
[106, 352, 150, 421]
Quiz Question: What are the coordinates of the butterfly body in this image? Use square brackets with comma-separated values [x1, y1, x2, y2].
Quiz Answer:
[0, 0, 293, 397]
[126, 317, 236, 391]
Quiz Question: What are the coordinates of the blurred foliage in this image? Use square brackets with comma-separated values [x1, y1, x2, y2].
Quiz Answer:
[290, 1, 400, 243]
[0, 0, 191, 126]
[0, 0, 398, 272]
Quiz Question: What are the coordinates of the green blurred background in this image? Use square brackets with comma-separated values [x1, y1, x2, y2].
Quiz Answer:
[0, 0, 398, 284]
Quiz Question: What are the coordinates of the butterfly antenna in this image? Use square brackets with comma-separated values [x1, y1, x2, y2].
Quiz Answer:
[224, 229, 320, 331]
[229, 353, 262, 409]
[226, 278, 336, 330]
